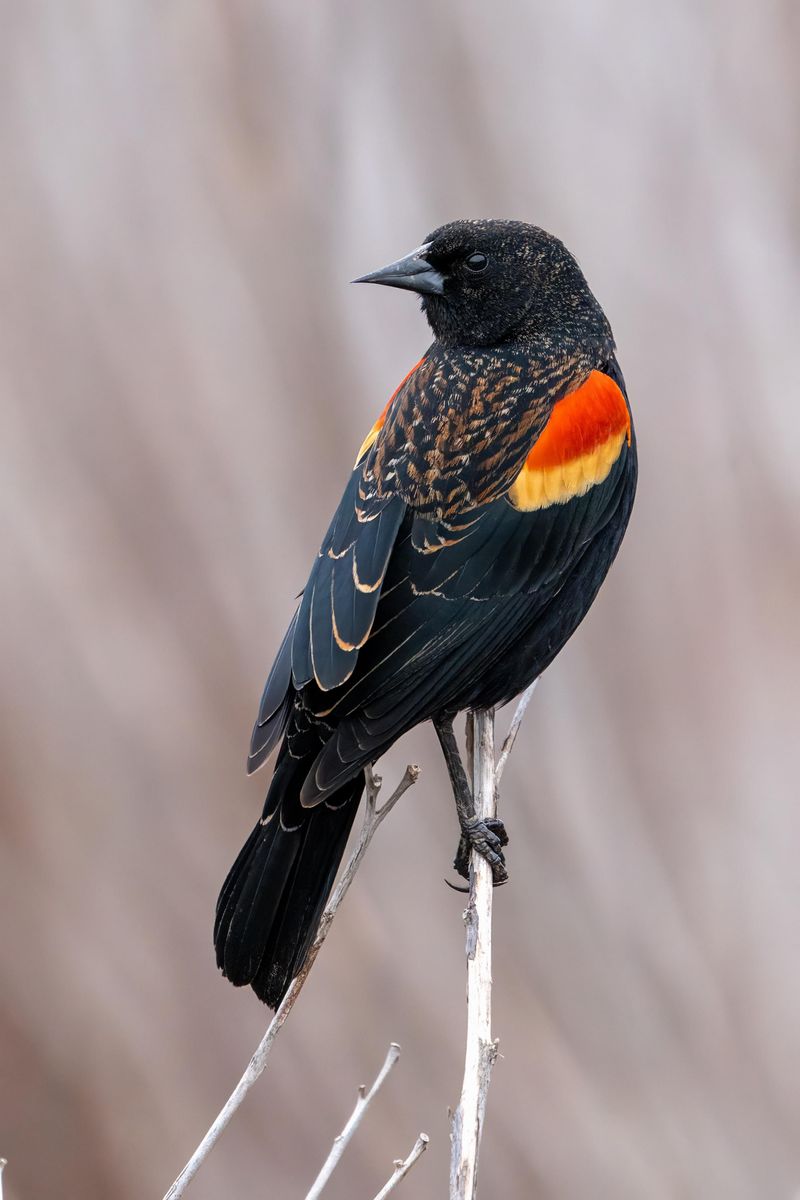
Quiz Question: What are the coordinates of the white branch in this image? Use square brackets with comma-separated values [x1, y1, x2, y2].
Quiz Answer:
[371, 1134, 430, 1200]
[495, 678, 538, 786]
[304, 1043, 401, 1200]
[449, 708, 498, 1200]
[0, 1157, 7, 1200]
[450, 685, 536, 1199]
[163, 764, 419, 1200]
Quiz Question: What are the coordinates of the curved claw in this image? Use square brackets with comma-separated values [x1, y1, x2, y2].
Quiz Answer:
[444, 877, 470, 893]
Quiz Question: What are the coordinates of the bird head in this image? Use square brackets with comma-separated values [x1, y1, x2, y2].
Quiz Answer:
[355, 218, 612, 354]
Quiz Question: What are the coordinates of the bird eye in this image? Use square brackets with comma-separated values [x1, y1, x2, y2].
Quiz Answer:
[464, 252, 489, 274]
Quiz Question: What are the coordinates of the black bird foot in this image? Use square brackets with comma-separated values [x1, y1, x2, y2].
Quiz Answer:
[453, 816, 509, 885]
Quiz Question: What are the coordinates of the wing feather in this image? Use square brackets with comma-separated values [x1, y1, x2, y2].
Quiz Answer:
[289, 469, 406, 693]
[248, 611, 298, 773]
[252, 357, 635, 802]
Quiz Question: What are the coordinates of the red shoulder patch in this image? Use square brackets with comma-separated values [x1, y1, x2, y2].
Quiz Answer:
[508, 370, 631, 510]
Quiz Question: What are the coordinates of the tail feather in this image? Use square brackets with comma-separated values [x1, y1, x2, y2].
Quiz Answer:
[215, 766, 363, 1008]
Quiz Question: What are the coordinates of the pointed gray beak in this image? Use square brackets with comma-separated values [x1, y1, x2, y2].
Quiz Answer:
[353, 242, 445, 295]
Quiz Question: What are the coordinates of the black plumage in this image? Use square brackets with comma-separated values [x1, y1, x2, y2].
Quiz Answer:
[215, 220, 637, 1007]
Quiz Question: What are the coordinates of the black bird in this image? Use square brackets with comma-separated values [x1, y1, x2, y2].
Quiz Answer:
[215, 219, 637, 1008]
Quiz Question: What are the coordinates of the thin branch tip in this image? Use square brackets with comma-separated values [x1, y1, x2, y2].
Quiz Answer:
[305, 1041, 402, 1200]
[376, 764, 420, 818]
[371, 1133, 430, 1200]
[495, 678, 539, 786]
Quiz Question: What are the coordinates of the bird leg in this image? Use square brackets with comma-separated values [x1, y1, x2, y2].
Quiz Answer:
[433, 715, 508, 885]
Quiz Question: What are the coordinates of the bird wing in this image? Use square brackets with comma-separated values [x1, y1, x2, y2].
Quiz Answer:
[298, 359, 634, 799]
[250, 349, 634, 781]
[247, 360, 427, 770]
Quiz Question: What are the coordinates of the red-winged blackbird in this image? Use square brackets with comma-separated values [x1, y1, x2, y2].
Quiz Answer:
[215, 220, 637, 1007]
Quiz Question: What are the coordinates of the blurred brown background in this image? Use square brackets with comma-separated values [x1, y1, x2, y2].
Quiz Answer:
[1, 3, 799, 1198]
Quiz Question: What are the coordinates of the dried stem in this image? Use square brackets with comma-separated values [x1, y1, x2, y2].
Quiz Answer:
[163, 764, 419, 1200]
[371, 1134, 430, 1200]
[495, 678, 538, 786]
[304, 1043, 401, 1200]
[450, 686, 537, 1199]
[449, 708, 497, 1200]
[0, 1157, 6, 1200]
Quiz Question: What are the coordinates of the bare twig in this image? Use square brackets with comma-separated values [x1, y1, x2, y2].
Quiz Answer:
[0, 1157, 6, 1200]
[450, 686, 535, 1199]
[305, 1043, 401, 1200]
[371, 1134, 430, 1200]
[450, 708, 498, 1199]
[163, 764, 419, 1200]
[495, 678, 539, 786]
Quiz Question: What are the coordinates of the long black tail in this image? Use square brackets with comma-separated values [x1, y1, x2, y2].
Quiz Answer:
[214, 756, 363, 1008]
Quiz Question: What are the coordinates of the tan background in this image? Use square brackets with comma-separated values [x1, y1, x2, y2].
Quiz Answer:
[2, 3, 799, 1198]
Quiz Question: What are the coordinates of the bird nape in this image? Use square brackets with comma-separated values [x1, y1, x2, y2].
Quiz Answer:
[214, 219, 637, 1008]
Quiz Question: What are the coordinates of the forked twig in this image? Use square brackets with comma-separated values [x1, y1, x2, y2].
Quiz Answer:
[163, 764, 419, 1200]
[371, 1134, 430, 1200]
[305, 1043, 401, 1200]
